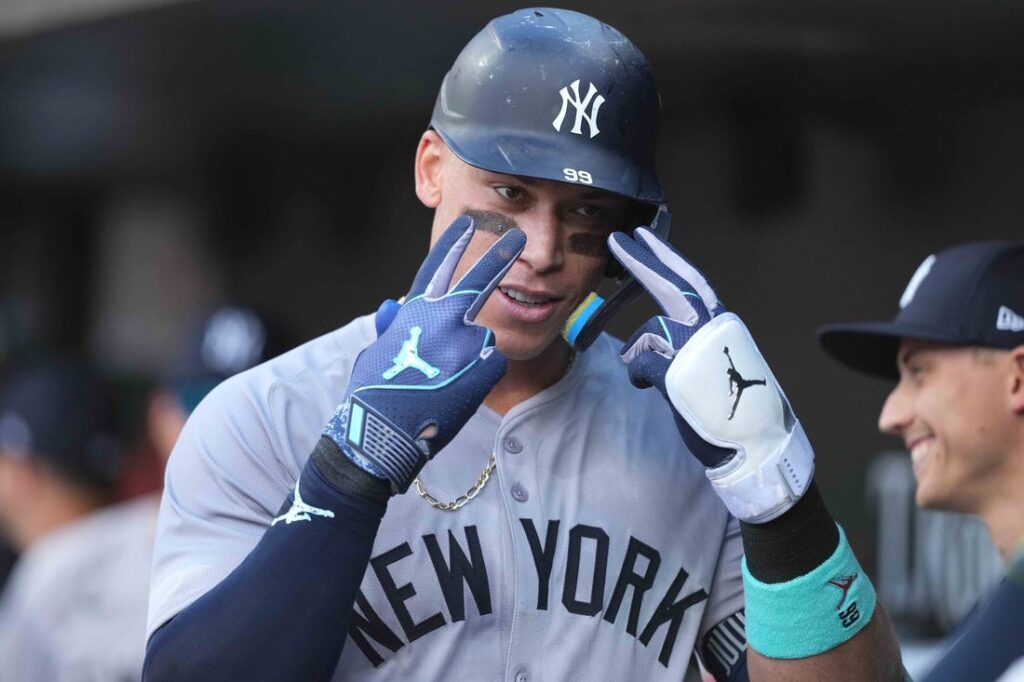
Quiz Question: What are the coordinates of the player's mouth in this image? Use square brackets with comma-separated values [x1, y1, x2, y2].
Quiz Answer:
[497, 286, 560, 322]
[907, 435, 935, 479]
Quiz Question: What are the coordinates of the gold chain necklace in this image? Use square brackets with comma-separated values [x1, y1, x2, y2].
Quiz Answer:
[413, 453, 497, 511]
[413, 348, 576, 511]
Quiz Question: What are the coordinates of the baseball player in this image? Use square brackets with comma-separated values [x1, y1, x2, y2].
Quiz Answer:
[0, 310, 285, 681]
[820, 241, 1024, 681]
[0, 357, 129, 680]
[144, 9, 900, 681]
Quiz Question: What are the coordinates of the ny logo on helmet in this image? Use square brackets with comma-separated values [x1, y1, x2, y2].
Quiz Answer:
[553, 80, 606, 138]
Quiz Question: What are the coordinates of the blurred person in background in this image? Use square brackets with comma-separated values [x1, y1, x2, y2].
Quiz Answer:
[0, 306, 288, 681]
[0, 356, 127, 680]
[150, 305, 291, 465]
[819, 240, 1024, 681]
[0, 298, 37, 593]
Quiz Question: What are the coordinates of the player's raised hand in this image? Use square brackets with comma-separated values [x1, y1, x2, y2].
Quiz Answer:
[325, 215, 526, 494]
[609, 227, 814, 523]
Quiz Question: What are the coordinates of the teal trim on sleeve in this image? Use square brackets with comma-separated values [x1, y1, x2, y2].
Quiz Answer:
[742, 525, 877, 659]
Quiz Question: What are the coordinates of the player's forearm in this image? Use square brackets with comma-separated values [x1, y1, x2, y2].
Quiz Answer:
[606, 233, 905, 680]
[740, 482, 903, 682]
[747, 601, 903, 682]
[142, 438, 389, 682]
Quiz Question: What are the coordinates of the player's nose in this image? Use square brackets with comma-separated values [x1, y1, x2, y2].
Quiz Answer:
[515, 212, 564, 274]
[878, 380, 912, 435]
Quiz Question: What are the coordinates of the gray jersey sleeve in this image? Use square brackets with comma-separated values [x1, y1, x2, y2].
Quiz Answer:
[146, 316, 376, 639]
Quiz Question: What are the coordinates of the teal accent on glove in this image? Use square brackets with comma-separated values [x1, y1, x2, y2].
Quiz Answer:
[743, 525, 876, 659]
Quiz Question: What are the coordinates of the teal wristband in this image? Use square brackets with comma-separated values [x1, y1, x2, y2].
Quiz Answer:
[742, 525, 876, 659]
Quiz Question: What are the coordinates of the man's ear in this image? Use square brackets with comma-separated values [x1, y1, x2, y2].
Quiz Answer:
[415, 130, 445, 209]
[1009, 346, 1024, 415]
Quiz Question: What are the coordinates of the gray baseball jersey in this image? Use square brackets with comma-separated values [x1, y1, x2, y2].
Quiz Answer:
[148, 314, 745, 681]
[0, 494, 158, 681]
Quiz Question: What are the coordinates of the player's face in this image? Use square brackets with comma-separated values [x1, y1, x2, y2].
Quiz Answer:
[418, 137, 630, 362]
[0, 453, 34, 550]
[878, 340, 1014, 513]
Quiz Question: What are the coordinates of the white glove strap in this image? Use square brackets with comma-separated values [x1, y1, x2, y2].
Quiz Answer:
[664, 313, 814, 523]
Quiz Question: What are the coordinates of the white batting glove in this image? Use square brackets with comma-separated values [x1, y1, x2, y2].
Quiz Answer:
[609, 227, 814, 523]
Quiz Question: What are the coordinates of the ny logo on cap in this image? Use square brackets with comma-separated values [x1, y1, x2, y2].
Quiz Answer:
[553, 80, 605, 138]
[899, 254, 936, 309]
[201, 307, 266, 375]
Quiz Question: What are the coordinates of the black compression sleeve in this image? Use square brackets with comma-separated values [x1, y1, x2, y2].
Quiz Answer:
[312, 436, 391, 505]
[739, 480, 840, 583]
[142, 438, 388, 682]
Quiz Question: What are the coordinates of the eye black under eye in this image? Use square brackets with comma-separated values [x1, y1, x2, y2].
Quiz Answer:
[464, 209, 519, 236]
[569, 233, 609, 258]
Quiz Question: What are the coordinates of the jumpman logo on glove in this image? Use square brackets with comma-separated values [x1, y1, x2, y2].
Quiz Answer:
[382, 326, 440, 380]
[724, 346, 767, 421]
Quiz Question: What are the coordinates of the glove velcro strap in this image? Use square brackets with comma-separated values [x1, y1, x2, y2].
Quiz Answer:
[743, 525, 876, 659]
[706, 423, 814, 523]
[343, 395, 427, 494]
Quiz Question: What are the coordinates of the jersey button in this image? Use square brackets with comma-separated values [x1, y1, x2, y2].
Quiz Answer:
[503, 436, 523, 454]
[514, 668, 529, 682]
[511, 483, 529, 503]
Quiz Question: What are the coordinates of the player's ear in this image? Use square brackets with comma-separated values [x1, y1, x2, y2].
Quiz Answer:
[415, 130, 445, 209]
[1008, 345, 1024, 415]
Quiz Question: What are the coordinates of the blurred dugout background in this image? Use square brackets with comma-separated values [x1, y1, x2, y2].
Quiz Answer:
[0, 0, 1021, 670]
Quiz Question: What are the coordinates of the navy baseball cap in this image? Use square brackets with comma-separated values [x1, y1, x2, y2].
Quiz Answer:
[818, 240, 1024, 379]
[170, 306, 291, 413]
[0, 359, 122, 491]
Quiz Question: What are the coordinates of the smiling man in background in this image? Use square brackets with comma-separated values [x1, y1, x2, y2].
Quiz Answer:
[820, 240, 1024, 680]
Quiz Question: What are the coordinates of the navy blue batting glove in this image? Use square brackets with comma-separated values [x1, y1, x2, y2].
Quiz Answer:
[610, 227, 814, 523]
[609, 228, 730, 468]
[323, 215, 525, 494]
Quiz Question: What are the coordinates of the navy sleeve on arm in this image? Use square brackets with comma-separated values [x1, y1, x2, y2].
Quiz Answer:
[143, 438, 388, 682]
[922, 574, 1024, 682]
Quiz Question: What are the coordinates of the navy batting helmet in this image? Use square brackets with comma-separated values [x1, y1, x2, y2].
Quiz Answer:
[431, 8, 664, 205]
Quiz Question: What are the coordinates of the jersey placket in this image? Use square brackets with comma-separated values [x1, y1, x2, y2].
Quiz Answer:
[493, 362, 585, 682]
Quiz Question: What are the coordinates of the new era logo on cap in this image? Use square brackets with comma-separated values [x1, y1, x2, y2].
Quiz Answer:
[997, 306, 1024, 332]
